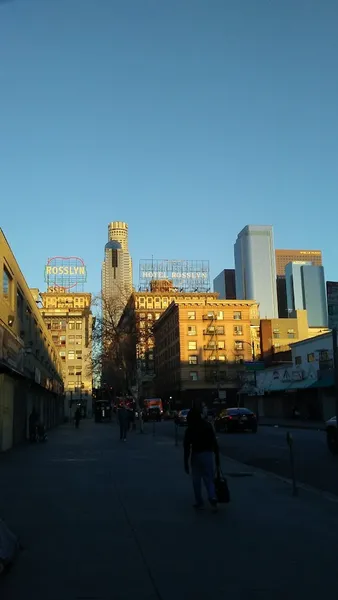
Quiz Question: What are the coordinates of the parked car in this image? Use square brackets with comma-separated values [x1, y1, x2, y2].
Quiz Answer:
[326, 416, 338, 454]
[214, 407, 257, 433]
[143, 407, 162, 422]
[163, 410, 175, 420]
[175, 409, 190, 426]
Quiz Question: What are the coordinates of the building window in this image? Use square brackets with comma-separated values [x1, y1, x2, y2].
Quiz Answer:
[188, 326, 197, 336]
[76, 321, 82, 330]
[288, 332, 295, 339]
[206, 342, 217, 349]
[17, 288, 24, 323]
[235, 355, 244, 363]
[234, 311, 241, 320]
[69, 321, 75, 330]
[140, 313, 146, 319]
[273, 329, 280, 339]
[188, 311, 196, 320]
[76, 351, 82, 360]
[218, 341, 225, 349]
[60, 335, 66, 346]
[216, 326, 224, 335]
[76, 335, 82, 345]
[59, 351, 66, 361]
[69, 335, 75, 345]
[234, 325, 243, 336]
[188, 341, 197, 350]
[295, 356, 302, 365]
[3, 267, 12, 304]
[307, 353, 315, 362]
[189, 371, 198, 381]
[188, 355, 198, 365]
[68, 350, 75, 360]
[155, 313, 160, 320]
[147, 313, 153, 320]
[68, 367, 75, 376]
[218, 355, 226, 361]
[235, 341, 243, 350]
[217, 311, 224, 320]
[319, 351, 329, 361]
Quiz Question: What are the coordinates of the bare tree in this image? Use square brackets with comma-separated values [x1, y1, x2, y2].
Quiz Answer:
[89, 290, 153, 397]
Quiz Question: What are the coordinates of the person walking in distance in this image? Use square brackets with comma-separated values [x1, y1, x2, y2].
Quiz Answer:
[183, 407, 220, 511]
[74, 406, 81, 429]
[118, 401, 129, 442]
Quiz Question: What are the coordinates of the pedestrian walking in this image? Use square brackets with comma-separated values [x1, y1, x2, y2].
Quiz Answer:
[74, 407, 81, 429]
[118, 401, 129, 441]
[183, 407, 220, 511]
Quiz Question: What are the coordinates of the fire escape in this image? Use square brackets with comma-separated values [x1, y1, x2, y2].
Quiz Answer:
[203, 311, 221, 394]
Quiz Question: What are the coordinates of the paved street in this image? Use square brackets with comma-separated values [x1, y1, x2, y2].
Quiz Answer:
[160, 420, 338, 496]
[2, 419, 338, 599]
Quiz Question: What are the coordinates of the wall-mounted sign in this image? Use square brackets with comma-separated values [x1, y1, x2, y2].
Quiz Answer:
[44, 257, 87, 292]
[0, 326, 24, 373]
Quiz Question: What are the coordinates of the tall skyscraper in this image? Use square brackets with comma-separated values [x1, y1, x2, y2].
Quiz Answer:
[285, 262, 328, 327]
[234, 225, 278, 318]
[101, 221, 132, 320]
[275, 249, 322, 318]
[327, 281, 338, 330]
[275, 249, 322, 276]
[213, 269, 236, 299]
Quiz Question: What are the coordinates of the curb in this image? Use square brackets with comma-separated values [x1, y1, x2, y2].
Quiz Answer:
[222, 454, 338, 505]
[155, 427, 338, 505]
[259, 422, 326, 432]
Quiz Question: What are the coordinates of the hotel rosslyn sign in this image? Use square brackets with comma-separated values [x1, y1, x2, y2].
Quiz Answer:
[44, 256, 87, 291]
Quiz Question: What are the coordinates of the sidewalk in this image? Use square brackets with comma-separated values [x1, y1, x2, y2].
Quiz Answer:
[1, 419, 338, 599]
[259, 417, 326, 430]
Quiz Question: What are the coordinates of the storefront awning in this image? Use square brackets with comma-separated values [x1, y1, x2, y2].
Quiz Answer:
[309, 374, 334, 389]
[266, 380, 291, 392]
[286, 379, 314, 390]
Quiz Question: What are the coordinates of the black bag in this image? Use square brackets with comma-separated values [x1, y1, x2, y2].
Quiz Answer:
[214, 469, 230, 504]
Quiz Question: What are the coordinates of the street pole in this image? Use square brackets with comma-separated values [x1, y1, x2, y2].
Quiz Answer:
[332, 328, 338, 442]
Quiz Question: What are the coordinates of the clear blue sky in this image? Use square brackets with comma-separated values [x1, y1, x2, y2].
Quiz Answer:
[1, 0, 337, 295]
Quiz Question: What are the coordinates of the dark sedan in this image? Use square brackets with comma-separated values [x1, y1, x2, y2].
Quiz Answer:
[175, 409, 190, 426]
[214, 407, 257, 433]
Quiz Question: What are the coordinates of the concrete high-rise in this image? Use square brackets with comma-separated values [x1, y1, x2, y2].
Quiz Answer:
[275, 249, 322, 276]
[213, 269, 236, 299]
[234, 225, 278, 318]
[285, 262, 328, 328]
[101, 221, 132, 320]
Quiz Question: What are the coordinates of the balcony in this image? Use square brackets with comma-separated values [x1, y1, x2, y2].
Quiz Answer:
[202, 314, 215, 321]
[204, 345, 217, 351]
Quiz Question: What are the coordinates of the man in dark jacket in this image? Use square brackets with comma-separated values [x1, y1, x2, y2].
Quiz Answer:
[184, 407, 220, 510]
